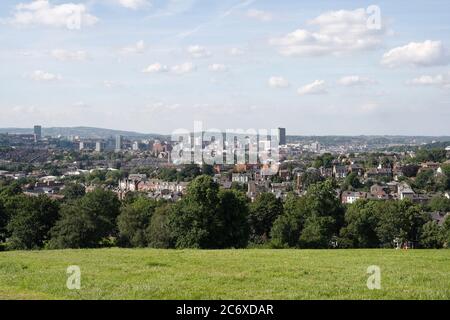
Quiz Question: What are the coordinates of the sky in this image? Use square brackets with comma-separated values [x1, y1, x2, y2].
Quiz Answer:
[0, 0, 450, 135]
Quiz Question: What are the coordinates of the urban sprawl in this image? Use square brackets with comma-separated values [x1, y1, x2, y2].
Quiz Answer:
[0, 126, 449, 250]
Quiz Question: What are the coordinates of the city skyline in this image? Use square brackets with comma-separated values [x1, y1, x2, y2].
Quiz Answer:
[1, 0, 450, 135]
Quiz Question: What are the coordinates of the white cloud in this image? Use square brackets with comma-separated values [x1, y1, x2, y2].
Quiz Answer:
[142, 62, 195, 75]
[9, 0, 98, 29]
[270, 8, 386, 56]
[30, 70, 62, 81]
[268, 76, 289, 88]
[187, 45, 211, 58]
[51, 49, 88, 61]
[171, 62, 195, 74]
[120, 40, 145, 54]
[117, 0, 150, 10]
[297, 80, 327, 95]
[407, 73, 450, 89]
[142, 63, 169, 74]
[208, 64, 227, 72]
[337, 75, 377, 86]
[247, 9, 272, 22]
[381, 40, 449, 68]
[229, 47, 244, 56]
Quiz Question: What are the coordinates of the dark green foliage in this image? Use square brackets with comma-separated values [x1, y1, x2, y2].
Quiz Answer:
[300, 170, 324, 190]
[420, 221, 444, 248]
[117, 197, 157, 247]
[61, 183, 85, 200]
[147, 205, 173, 248]
[428, 196, 450, 212]
[215, 189, 249, 248]
[248, 193, 283, 244]
[413, 169, 436, 191]
[168, 175, 250, 249]
[415, 148, 447, 163]
[49, 189, 120, 249]
[342, 172, 362, 191]
[271, 180, 344, 248]
[6, 195, 60, 250]
[339, 200, 380, 248]
[313, 153, 334, 168]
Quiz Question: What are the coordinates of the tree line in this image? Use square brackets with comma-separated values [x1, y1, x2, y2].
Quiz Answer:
[0, 176, 449, 251]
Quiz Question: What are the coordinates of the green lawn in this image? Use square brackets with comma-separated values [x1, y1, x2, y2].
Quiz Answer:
[0, 249, 448, 300]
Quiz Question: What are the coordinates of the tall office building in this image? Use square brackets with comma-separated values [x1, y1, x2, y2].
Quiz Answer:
[95, 141, 104, 152]
[115, 135, 123, 152]
[277, 128, 286, 145]
[34, 125, 42, 141]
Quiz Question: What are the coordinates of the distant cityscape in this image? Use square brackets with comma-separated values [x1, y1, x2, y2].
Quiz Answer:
[1, 125, 449, 208]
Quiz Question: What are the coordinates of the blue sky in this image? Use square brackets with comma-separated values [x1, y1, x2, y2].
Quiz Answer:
[0, 0, 450, 135]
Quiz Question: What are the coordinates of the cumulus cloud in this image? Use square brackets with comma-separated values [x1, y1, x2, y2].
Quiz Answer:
[268, 76, 290, 88]
[229, 47, 244, 56]
[142, 62, 195, 75]
[120, 40, 145, 54]
[171, 62, 195, 74]
[9, 0, 98, 29]
[381, 40, 449, 68]
[337, 75, 377, 86]
[30, 70, 62, 81]
[208, 64, 227, 72]
[117, 0, 150, 10]
[247, 9, 272, 22]
[297, 80, 327, 95]
[407, 73, 450, 89]
[270, 8, 386, 56]
[142, 63, 169, 74]
[51, 49, 88, 61]
[187, 45, 211, 58]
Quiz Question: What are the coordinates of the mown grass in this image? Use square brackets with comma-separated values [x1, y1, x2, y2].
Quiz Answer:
[0, 249, 448, 300]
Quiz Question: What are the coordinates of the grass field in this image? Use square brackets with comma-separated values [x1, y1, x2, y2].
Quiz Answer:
[0, 249, 448, 300]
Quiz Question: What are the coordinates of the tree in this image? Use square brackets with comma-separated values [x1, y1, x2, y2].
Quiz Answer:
[298, 215, 336, 248]
[117, 197, 157, 247]
[201, 164, 215, 176]
[342, 172, 362, 191]
[178, 164, 201, 181]
[420, 221, 444, 248]
[415, 148, 446, 163]
[169, 175, 220, 248]
[248, 193, 283, 244]
[413, 169, 436, 191]
[0, 198, 7, 242]
[147, 205, 173, 248]
[442, 218, 450, 248]
[313, 153, 334, 168]
[62, 183, 85, 200]
[402, 164, 420, 178]
[271, 194, 307, 248]
[215, 189, 249, 248]
[49, 189, 120, 248]
[375, 200, 428, 247]
[300, 170, 324, 190]
[339, 200, 380, 248]
[271, 180, 343, 248]
[429, 196, 450, 212]
[7, 195, 60, 250]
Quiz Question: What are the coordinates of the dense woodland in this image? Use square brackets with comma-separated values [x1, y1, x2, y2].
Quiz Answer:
[0, 175, 449, 251]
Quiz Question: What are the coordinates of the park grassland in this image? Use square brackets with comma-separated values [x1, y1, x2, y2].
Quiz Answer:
[0, 249, 448, 300]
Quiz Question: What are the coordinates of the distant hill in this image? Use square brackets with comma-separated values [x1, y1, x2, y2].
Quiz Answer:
[0, 127, 168, 140]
